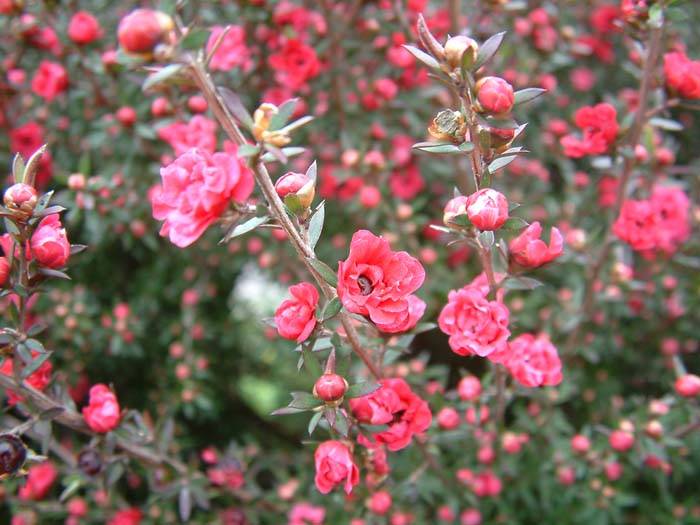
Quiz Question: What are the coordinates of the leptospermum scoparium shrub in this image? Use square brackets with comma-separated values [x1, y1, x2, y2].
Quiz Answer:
[1, 1, 700, 524]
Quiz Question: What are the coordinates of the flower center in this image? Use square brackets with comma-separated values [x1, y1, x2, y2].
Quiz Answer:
[357, 275, 373, 296]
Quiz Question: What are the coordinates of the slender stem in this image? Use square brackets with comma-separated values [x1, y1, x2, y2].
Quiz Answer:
[570, 21, 664, 348]
[187, 59, 383, 380]
[0, 374, 187, 473]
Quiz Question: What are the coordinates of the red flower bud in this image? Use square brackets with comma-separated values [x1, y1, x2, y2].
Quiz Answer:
[443, 195, 469, 226]
[117, 9, 173, 55]
[444, 36, 479, 69]
[275, 171, 315, 211]
[476, 76, 515, 114]
[30, 214, 70, 269]
[4, 183, 38, 218]
[466, 188, 509, 231]
[313, 373, 348, 403]
[675, 374, 700, 398]
[608, 429, 634, 452]
[67, 11, 102, 45]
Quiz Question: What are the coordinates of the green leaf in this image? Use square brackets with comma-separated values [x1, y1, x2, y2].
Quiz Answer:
[412, 142, 461, 154]
[271, 406, 306, 416]
[479, 230, 495, 248]
[38, 268, 71, 280]
[334, 409, 349, 437]
[289, 391, 323, 410]
[4, 217, 20, 236]
[320, 297, 342, 322]
[237, 144, 260, 158]
[488, 155, 517, 173]
[59, 477, 82, 502]
[308, 201, 325, 250]
[179, 485, 192, 522]
[475, 32, 506, 69]
[221, 216, 269, 243]
[24, 338, 46, 353]
[513, 88, 546, 105]
[302, 347, 323, 377]
[308, 410, 323, 435]
[218, 87, 254, 130]
[402, 44, 440, 70]
[306, 258, 338, 287]
[459, 141, 475, 152]
[346, 381, 381, 399]
[306, 160, 318, 182]
[502, 217, 529, 231]
[269, 98, 299, 131]
[181, 28, 210, 51]
[21, 351, 52, 379]
[649, 117, 683, 131]
[12, 153, 25, 184]
[503, 276, 543, 290]
[142, 64, 186, 93]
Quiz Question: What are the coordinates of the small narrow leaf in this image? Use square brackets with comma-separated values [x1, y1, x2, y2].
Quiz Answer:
[289, 391, 322, 410]
[269, 98, 299, 131]
[402, 44, 440, 70]
[308, 411, 323, 435]
[306, 160, 318, 182]
[412, 142, 461, 154]
[346, 382, 381, 399]
[12, 154, 25, 184]
[237, 144, 260, 158]
[475, 32, 506, 69]
[503, 276, 543, 290]
[308, 201, 325, 250]
[479, 230, 495, 248]
[513, 88, 546, 105]
[21, 352, 52, 379]
[502, 217, 529, 231]
[179, 486, 192, 522]
[649, 117, 683, 131]
[488, 155, 517, 173]
[222, 216, 269, 243]
[142, 64, 185, 92]
[181, 28, 210, 50]
[218, 87, 254, 130]
[306, 258, 338, 287]
[320, 297, 342, 322]
[459, 141, 475, 152]
[334, 409, 349, 437]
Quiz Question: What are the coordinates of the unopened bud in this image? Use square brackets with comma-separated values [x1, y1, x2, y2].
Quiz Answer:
[252, 103, 291, 147]
[117, 9, 174, 57]
[444, 35, 479, 70]
[313, 373, 348, 403]
[443, 195, 469, 226]
[275, 172, 315, 213]
[4, 183, 38, 220]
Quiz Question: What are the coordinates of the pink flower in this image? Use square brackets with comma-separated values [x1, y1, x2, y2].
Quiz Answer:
[108, 508, 142, 525]
[675, 374, 700, 398]
[466, 189, 509, 231]
[664, 51, 700, 99]
[19, 462, 57, 500]
[560, 103, 618, 158]
[268, 39, 320, 90]
[67, 11, 102, 45]
[274, 282, 319, 342]
[609, 430, 634, 452]
[337, 230, 426, 333]
[367, 490, 392, 515]
[157, 116, 217, 156]
[438, 279, 510, 358]
[30, 214, 70, 269]
[314, 440, 359, 495]
[613, 185, 690, 255]
[82, 384, 121, 433]
[509, 221, 564, 268]
[350, 378, 431, 451]
[206, 25, 252, 72]
[10, 121, 44, 159]
[0, 257, 9, 286]
[389, 163, 425, 201]
[506, 333, 563, 387]
[31, 61, 68, 101]
[288, 502, 325, 525]
[151, 147, 254, 247]
[457, 375, 482, 401]
[476, 76, 515, 114]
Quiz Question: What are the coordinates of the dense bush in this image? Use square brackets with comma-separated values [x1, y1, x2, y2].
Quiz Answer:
[1, 1, 700, 524]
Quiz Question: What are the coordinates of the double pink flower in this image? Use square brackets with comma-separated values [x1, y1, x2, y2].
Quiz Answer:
[337, 230, 425, 333]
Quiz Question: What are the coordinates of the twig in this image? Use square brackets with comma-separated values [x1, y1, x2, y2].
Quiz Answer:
[187, 58, 383, 380]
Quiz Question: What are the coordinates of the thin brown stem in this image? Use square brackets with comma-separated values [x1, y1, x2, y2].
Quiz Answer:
[188, 59, 383, 380]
